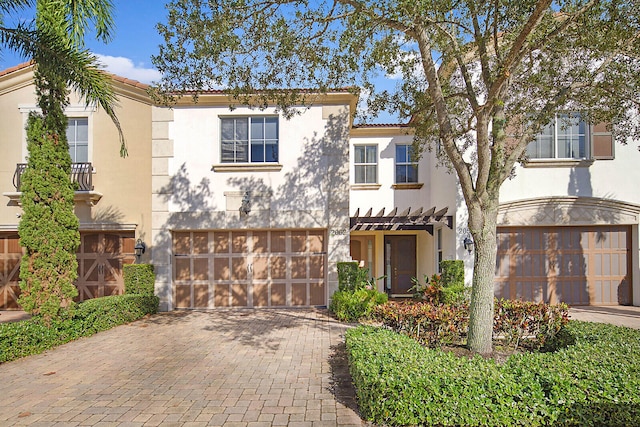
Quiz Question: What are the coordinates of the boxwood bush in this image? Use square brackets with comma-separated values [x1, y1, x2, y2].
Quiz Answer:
[330, 288, 388, 322]
[0, 294, 159, 364]
[346, 321, 640, 426]
[124, 264, 155, 295]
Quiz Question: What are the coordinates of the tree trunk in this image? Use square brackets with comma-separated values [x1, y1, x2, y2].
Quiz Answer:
[466, 201, 499, 355]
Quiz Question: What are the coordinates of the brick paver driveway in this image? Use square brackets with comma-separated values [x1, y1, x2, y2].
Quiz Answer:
[0, 309, 366, 426]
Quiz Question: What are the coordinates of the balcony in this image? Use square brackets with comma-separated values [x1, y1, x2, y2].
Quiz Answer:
[5, 162, 102, 206]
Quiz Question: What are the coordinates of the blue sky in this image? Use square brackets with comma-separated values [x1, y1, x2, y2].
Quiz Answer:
[1, 0, 166, 83]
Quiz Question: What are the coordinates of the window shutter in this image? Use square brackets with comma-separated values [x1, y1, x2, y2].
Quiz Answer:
[591, 122, 614, 160]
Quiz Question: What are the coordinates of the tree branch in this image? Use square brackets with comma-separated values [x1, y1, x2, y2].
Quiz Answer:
[486, 0, 553, 106]
[415, 24, 475, 198]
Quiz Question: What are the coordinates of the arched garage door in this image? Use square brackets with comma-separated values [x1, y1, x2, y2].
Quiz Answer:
[173, 230, 327, 308]
[495, 226, 632, 305]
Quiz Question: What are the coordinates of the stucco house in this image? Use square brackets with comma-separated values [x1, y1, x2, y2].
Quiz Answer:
[1, 62, 638, 310]
[0, 63, 152, 309]
[352, 117, 640, 307]
[150, 93, 354, 311]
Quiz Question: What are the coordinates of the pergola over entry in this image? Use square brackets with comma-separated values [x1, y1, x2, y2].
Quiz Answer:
[350, 206, 453, 233]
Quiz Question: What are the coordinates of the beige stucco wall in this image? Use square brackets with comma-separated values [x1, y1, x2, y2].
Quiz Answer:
[0, 67, 32, 228]
[0, 66, 152, 257]
[84, 81, 153, 256]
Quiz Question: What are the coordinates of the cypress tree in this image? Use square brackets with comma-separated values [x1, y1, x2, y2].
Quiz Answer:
[18, 67, 80, 322]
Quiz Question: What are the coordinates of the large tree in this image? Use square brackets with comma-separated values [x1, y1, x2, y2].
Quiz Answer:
[153, 0, 640, 354]
[1, 0, 123, 322]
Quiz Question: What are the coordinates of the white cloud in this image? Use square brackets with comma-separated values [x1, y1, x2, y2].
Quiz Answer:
[95, 54, 162, 84]
[386, 51, 423, 80]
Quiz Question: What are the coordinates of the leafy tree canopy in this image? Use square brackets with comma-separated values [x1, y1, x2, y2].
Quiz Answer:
[154, 0, 640, 354]
[154, 0, 639, 143]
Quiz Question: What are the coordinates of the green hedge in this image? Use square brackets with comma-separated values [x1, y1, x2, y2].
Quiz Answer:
[330, 288, 388, 322]
[346, 322, 640, 426]
[124, 264, 155, 295]
[0, 294, 159, 364]
[337, 261, 360, 291]
[74, 294, 159, 334]
[439, 260, 464, 287]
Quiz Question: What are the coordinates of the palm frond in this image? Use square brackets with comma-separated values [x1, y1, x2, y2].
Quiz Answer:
[62, 0, 115, 45]
[1, 23, 127, 156]
[0, 0, 34, 14]
[0, 22, 37, 61]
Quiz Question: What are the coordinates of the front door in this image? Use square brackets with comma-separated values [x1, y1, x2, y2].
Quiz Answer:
[384, 235, 416, 295]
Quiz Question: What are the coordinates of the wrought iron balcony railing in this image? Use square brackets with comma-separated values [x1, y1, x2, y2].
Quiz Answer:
[13, 162, 94, 192]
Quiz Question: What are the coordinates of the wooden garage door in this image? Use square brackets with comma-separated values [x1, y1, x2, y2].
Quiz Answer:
[495, 226, 632, 305]
[0, 231, 135, 309]
[0, 233, 22, 309]
[75, 232, 136, 301]
[173, 230, 326, 308]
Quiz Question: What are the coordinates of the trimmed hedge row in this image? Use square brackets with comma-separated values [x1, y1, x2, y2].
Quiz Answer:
[346, 322, 640, 426]
[0, 294, 159, 363]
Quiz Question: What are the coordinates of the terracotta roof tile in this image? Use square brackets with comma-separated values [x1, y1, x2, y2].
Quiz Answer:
[0, 62, 150, 91]
[352, 122, 410, 128]
[108, 73, 150, 90]
[0, 61, 34, 78]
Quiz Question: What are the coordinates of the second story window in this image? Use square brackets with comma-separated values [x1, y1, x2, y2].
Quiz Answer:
[66, 118, 88, 163]
[354, 145, 377, 184]
[526, 113, 588, 160]
[395, 144, 418, 183]
[221, 116, 279, 163]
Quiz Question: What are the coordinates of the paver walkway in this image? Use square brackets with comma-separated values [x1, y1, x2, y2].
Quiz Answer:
[569, 305, 640, 329]
[0, 309, 367, 426]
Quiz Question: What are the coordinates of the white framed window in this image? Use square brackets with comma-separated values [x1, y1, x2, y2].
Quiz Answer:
[395, 144, 418, 183]
[19, 104, 94, 162]
[221, 116, 279, 163]
[354, 145, 377, 184]
[66, 117, 89, 163]
[527, 113, 588, 159]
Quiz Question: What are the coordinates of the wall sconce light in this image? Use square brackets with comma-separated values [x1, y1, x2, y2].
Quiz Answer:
[134, 238, 146, 262]
[240, 191, 251, 216]
[463, 236, 474, 255]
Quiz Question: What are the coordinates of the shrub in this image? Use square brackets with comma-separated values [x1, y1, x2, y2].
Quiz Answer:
[330, 288, 388, 322]
[374, 300, 469, 347]
[494, 299, 569, 350]
[124, 264, 156, 295]
[18, 109, 80, 324]
[337, 261, 366, 292]
[74, 294, 159, 334]
[410, 274, 443, 303]
[347, 322, 640, 426]
[346, 326, 542, 426]
[0, 294, 158, 364]
[374, 299, 568, 350]
[439, 260, 469, 305]
[411, 270, 469, 305]
[507, 321, 640, 426]
[439, 260, 464, 287]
